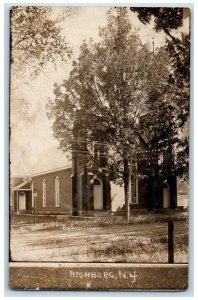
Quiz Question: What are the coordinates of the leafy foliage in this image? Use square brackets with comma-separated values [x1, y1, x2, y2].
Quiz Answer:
[130, 7, 190, 181]
[10, 6, 76, 175]
[10, 6, 73, 79]
[130, 7, 183, 40]
[47, 8, 170, 195]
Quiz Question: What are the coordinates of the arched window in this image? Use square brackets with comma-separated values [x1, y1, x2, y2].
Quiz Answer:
[93, 177, 103, 210]
[55, 176, 60, 206]
[163, 181, 170, 208]
[31, 181, 34, 207]
[42, 178, 46, 207]
[131, 163, 138, 204]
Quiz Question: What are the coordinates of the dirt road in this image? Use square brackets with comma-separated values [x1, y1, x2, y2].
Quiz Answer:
[10, 221, 188, 263]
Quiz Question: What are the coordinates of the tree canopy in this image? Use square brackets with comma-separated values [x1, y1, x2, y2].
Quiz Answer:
[47, 8, 171, 200]
[10, 6, 74, 80]
[130, 7, 190, 181]
[130, 7, 184, 40]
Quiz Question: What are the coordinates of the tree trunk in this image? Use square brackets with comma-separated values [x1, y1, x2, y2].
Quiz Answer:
[124, 180, 128, 205]
[123, 158, 129, 204]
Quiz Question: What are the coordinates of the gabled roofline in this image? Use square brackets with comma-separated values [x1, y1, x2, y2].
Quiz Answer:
[31, 164, 72, 178]
[13, 180, 32, 191]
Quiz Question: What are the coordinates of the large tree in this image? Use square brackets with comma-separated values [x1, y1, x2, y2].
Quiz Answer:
[47, 8, 170, 203]
[130, 7, 190, 181]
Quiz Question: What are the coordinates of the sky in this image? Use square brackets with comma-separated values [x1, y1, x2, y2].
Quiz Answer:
[10, 6, 189, 176]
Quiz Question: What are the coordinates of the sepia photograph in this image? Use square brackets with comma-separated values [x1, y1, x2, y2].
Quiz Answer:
[9, 5, 190, 291]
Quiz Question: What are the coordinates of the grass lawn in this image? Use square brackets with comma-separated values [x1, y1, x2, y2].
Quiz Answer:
[10, 209, 188, 226]
[10, 211, 188, 263]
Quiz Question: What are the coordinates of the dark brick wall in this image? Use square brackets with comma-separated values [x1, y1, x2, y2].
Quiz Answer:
[132, 179, 147, 209]
[32, 168, 72, 214]
[26, 191, 32, 212]
[14, 192, 17, 212]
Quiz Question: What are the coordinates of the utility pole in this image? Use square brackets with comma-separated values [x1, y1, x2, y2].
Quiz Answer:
[33, 191, 37, 225]
[126, 155, 132, 223]
[72, 124, 79, 216]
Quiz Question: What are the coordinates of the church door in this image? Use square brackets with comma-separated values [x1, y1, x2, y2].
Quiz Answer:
[93, 179, 103, 210]
[19, 192, 26, 211]
[163, 183, 170, 208]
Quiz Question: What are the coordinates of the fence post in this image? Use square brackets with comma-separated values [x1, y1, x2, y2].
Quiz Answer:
[168, 221, 174, 263]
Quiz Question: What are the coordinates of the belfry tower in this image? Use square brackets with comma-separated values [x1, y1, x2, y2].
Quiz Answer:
[71, 124, 111, 216]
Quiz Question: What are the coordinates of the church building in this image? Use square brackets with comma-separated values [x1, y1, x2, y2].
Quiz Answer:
[10, 122, 188, 216]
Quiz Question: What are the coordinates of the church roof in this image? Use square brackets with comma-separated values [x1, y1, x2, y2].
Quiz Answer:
[12, 180, 32, 191]
[31, 164, 72, 177]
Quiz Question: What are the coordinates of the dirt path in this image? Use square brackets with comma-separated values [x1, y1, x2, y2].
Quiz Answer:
[10, 221, 187, 262]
